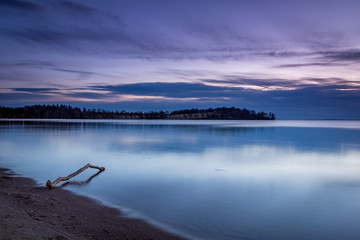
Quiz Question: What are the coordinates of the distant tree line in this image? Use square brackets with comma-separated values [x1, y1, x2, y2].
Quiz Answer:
[0, 105, 275, 120]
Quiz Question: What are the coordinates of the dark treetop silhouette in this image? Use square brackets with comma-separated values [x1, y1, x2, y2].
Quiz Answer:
[0, 105, 275, 120]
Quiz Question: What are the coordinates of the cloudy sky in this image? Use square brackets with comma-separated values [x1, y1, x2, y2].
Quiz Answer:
[1, 0, 360, 119]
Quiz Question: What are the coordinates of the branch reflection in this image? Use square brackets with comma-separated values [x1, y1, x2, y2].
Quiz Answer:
[60, 170, 104, 188]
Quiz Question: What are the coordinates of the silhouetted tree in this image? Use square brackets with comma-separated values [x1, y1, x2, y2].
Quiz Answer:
[0, 105, 275, 120]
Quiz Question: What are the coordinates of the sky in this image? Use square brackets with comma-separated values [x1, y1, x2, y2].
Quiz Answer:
[0, 0, 360, 119]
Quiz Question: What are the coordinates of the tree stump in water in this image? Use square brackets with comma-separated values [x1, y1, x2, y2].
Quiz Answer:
[46, 163, 105, 189]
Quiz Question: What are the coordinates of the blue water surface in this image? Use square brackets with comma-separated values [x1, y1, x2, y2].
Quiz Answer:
[1, 120, 360, 240]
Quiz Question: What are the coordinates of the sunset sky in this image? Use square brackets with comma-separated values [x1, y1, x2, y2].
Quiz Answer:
[1, 0, 360, 119]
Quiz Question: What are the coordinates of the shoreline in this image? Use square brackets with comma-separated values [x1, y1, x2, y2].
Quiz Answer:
[0, 168, 187, 240]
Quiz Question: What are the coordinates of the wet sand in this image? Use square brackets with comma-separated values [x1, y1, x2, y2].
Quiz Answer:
[0, 168, 186, 240]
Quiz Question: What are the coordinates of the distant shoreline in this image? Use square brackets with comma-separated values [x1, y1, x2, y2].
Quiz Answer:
[1, 105, 275, 120]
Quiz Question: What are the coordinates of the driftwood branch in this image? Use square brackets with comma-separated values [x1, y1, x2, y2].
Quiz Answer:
[46, 163, 105, 189]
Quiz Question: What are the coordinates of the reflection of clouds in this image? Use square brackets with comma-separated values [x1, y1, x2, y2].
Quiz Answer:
[326, 181, 360, 189]
[2, 120, 360, 184]
[107, 146, 360, 183]
[118, 136, 166, 144]
[226, 120, 360, 129]
[204, 147, 360, 180]
[108, 134, 198, 152]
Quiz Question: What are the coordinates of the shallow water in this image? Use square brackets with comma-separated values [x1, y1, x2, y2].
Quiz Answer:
[1, 120, 360, 240]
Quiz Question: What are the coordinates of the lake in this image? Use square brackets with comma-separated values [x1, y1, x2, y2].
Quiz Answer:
[1, 120, 360, 240]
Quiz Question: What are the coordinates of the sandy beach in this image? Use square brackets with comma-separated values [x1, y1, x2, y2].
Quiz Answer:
[0, 168, 186, 240]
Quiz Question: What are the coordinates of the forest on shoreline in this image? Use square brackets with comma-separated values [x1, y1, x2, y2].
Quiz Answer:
[0, 105, 275, 120]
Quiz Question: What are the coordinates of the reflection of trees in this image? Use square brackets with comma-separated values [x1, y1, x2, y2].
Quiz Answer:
[60, 170, 103, 188]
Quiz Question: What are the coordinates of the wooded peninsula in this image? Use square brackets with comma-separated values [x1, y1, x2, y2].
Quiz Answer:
[0, 105, 275, 120]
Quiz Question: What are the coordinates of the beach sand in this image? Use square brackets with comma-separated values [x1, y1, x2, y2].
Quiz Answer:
[0, 168, 186, 240]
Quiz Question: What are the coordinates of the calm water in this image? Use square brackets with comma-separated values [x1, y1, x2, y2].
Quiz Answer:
[1, 120, 360, 240]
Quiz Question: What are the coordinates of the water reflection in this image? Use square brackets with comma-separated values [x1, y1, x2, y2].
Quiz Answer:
[1, 120, 360, 240]
[60, 170, 104, 188]
[2, 120, 359, 154]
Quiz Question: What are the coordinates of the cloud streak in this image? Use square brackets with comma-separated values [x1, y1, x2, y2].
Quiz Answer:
[0, 0, 43, 11]
[51, 68, 114, 79]
[273, 62, 345, 68]
[320, 49, 360, 62]
[92, 82, 239, 99]
[58, 0, 98, 14]
[11, 88, 59, 93]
